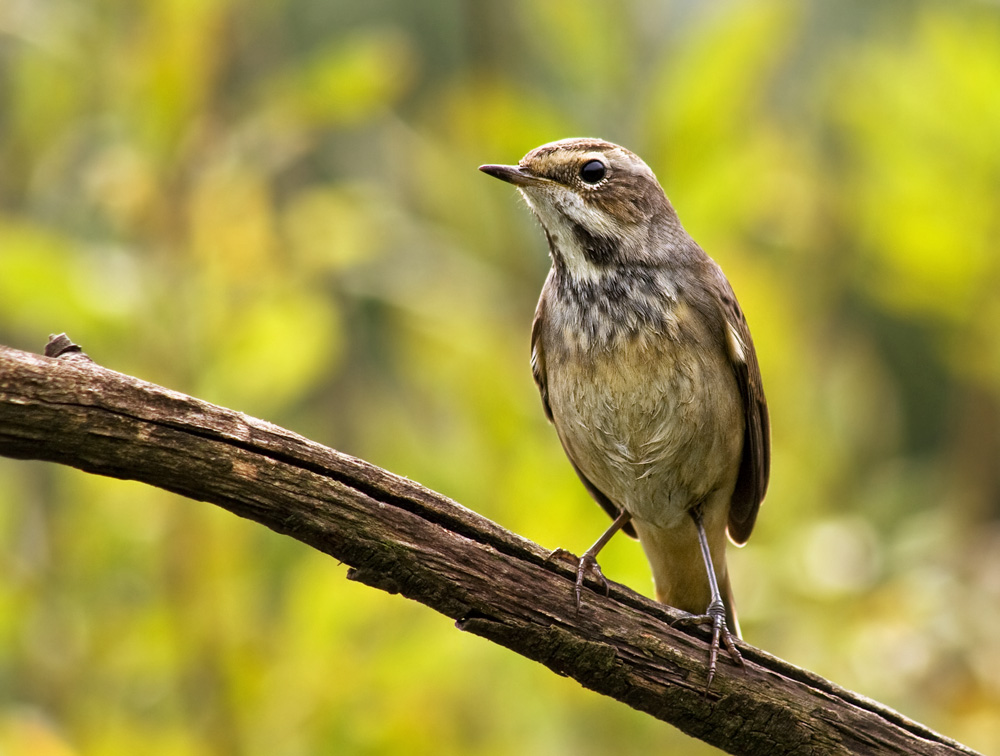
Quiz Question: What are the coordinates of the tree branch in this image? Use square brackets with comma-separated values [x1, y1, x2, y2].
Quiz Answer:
[0, 341, 981, 756]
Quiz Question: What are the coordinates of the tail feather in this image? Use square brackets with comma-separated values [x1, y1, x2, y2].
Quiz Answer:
[721, 569, 741, 639]
[634, 515, 741, 637]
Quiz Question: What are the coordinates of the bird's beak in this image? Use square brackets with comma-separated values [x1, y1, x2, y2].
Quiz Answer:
[478, 163, 542, 187]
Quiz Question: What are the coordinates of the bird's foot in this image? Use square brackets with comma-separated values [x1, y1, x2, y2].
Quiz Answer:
[548, 548, 609, 610]
[671, 598, 744, 689]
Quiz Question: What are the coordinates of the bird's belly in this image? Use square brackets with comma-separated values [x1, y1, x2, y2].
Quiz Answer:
[548, 336, 743, 529]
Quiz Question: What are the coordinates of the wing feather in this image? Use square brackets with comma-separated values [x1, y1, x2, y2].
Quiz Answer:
[716, 277, 770, 545]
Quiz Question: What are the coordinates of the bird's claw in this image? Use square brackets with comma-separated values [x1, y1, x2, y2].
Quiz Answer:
[548, 548, 609, 610]
[671, 598, 743, 689]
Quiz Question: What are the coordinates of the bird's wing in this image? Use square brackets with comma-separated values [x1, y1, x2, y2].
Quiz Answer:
[716, 277, 770, 545]
[529, 294, 554, 423]
[531, 290, 638, 539]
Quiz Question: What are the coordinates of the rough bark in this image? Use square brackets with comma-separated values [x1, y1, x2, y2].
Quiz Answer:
[0, 341, 982, 756]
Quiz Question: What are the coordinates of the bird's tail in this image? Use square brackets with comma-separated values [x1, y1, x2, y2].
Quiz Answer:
[635, 516, 742, 638]
[721, 569, 741, 640]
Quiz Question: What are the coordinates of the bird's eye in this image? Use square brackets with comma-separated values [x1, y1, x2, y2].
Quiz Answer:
[579, 160, 606, 185]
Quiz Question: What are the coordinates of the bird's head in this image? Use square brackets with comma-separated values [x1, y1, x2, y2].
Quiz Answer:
[480, 138, 681, 278]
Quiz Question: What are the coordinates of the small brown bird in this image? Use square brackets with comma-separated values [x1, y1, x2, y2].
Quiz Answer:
[480, 138, 769, 684]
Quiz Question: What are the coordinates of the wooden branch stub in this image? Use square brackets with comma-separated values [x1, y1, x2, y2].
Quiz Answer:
[44, 332, 92, 361]
[0, 343, 983, 756]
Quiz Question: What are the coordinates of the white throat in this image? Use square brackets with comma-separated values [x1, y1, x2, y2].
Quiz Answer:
[519, 187, 638, 283]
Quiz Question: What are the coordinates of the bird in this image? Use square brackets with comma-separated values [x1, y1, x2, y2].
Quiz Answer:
[479, 138, 770, 685]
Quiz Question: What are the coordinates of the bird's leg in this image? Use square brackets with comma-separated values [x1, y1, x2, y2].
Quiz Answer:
[550, 510, 632, 610]
[671, 506, 744, 688]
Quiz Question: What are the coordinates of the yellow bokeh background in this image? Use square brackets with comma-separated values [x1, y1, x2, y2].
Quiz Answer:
[2, 2, 1000, 754]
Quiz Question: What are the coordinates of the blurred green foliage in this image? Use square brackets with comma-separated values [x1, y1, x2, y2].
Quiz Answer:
[2, 1, 1000, 754]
